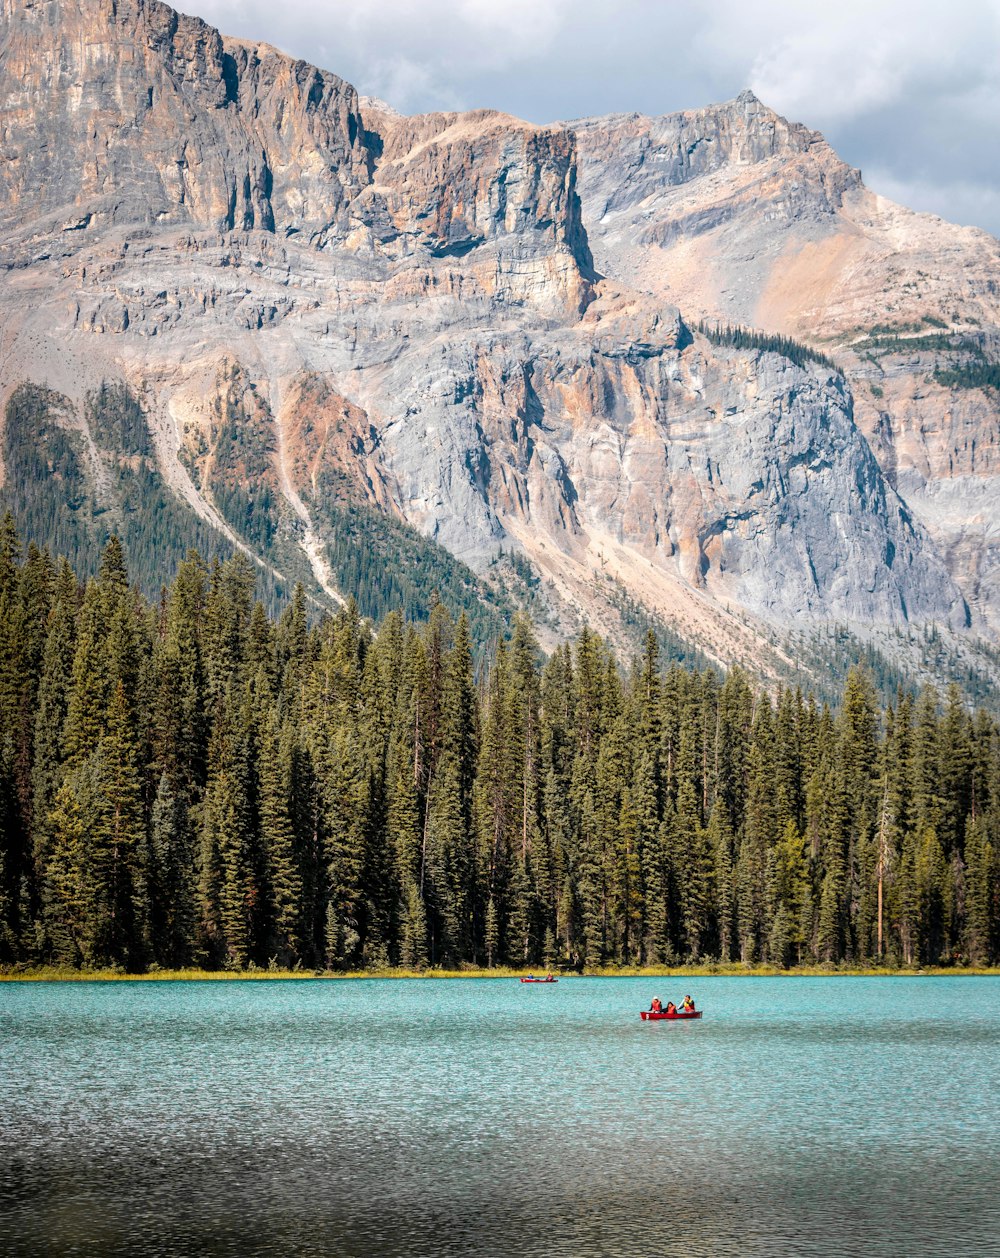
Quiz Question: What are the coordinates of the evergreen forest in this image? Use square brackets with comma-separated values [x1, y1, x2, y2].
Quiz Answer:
[2, 382, 515, 642]
[695, 320, 840, 374]
[0, 517, 998, 974]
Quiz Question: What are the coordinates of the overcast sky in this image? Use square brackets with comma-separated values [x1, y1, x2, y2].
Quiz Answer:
[193, 0, 1000, 238]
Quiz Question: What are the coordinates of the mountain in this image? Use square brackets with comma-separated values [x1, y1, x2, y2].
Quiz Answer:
[573, 94, 1000, 633]
[1, 0, 998, 694]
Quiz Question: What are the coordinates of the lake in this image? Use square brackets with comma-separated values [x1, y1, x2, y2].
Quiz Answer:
[1, 976, 998, 1256]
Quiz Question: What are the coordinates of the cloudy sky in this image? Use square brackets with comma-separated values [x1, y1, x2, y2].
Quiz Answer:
[194, 0, 1000, 237]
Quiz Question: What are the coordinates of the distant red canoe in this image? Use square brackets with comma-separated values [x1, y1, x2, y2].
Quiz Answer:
[640, 1010, 702, 1020]
[520, 977, 558, 983]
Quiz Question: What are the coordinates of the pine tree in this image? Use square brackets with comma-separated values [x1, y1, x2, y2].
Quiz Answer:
[838, 668, 880, 958]
[808, 719, 849, 962]
[911, 686, 943, 835]
[387, 738, 422, 893]
[768, 821, 810, 966]
[259, 710, 302, 965]
[707, 803, 736, 962]
[400, 878, 428, 969]
[276, 583, 309, 702]
[914, 825, 950, 964]
[198, 688, 259, 969]
[894, 828, 918, 967]
[964, 815, 997, 964]
[0, 528, 55, 947]
[484, 894, 499, 969]
[577, 789, 607, 967]
[84, 681, 148, 968]
[203, 554, 256, 700]
[814, 768, 850, 965]
[424, 752, 465, 964]
[0, 736, 21, 958]
[507, 614, 543, 961]
[612, 793, 643, 964]
[63, 583, 110, 767]
[201, 764, 249, 968]
[737, 699, 775, 962]
[475, 641, 515, 961]
[31, 560, 79, 893]
[938, 685, 971, 857]
[715, 667, 754, 834]
[321, 726, 370, 969]
[148, 773, 195, 967]
[324, 900, 339, 970]
[772, 687, 803, 835]
[44, 778, 88, 965]
[153, 553, 208, 798]
[672, 777, 712, 958]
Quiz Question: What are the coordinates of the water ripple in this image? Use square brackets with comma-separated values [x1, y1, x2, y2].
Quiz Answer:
[1, 976, 998, 1256]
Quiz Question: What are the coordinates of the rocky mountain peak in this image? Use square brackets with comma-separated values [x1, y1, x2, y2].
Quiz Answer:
[571, 91, 859, 233]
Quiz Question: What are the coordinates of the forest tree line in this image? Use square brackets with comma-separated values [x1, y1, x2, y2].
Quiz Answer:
[0, 518, 998, 972]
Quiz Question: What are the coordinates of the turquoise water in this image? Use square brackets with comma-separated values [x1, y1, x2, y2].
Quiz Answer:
[1, 976, 998, 1256]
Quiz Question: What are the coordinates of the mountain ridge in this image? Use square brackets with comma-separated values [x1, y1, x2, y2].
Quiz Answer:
[0, 0, 997, 695]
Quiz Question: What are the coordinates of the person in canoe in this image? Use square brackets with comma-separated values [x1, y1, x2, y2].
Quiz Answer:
[664, 1000, 678, 1015]
[682, 995, 696, 1012]
[649, 997, 663, 1013]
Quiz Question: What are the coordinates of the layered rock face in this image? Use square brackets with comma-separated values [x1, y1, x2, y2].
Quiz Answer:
[0, 0, 989, 670]
[0, 0, 370, 239]
[574, 92, 1000, 631]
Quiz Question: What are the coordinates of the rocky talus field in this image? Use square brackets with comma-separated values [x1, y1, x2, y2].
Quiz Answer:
[1, 0, 998, 693]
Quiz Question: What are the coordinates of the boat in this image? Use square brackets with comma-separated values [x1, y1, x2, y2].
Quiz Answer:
[640, 1009, 701, 1020]
[520, 976, 558, 983]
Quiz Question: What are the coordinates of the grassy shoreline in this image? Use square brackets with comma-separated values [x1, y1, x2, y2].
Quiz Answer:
[2, 963, 998, 983]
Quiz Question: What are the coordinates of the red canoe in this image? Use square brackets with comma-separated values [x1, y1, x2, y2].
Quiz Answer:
[640, 1010, 702, 1020]
[520, 977, 558, 983]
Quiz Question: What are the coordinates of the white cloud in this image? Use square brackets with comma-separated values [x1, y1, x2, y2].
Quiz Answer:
[359, 55, 465, 115]
[731, 0, 1000, 123]
[191, 0, 574, 110]
[865, 166, 1000, 235]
